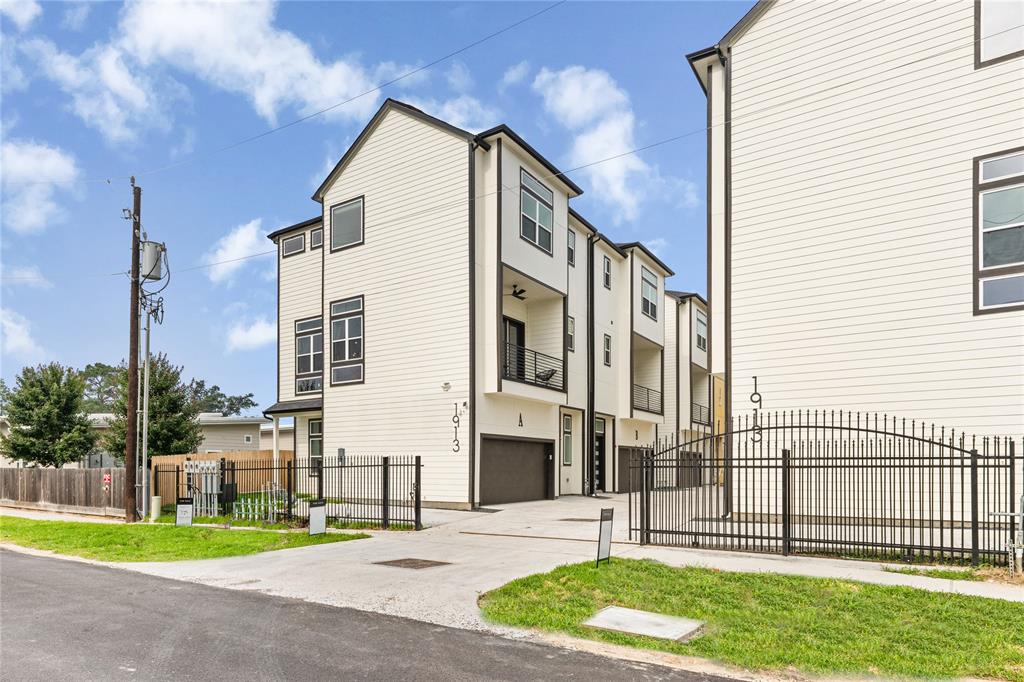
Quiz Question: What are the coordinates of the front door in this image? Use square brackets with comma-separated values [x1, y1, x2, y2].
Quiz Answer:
[594, 417, 607, 492]
[503, 317, 526, 382]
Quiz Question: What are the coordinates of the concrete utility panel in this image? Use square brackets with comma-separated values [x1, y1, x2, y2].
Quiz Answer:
[584, 606, 704, 641]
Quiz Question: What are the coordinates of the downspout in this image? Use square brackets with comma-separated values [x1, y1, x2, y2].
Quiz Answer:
[587, 234, 596, 496]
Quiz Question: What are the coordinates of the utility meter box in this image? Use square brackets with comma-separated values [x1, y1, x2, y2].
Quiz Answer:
[141, 241, 164, 281]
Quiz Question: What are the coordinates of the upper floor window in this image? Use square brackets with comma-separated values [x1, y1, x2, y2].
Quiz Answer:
[696, 309, 708, 351]
[330, 296, 364, 384]
[282, 234, 305, 257]
[567, 229, 576, 266]
[331, 197, 364, 251]
[310, 228, 323, 249]
[295, 317, 322, 394]
[641, 266, 658, 320]
[520, 169, 553, 254]
[977, 0, 1024, 67]
[976, 149, 1024, 313]
[603, 334, 612, 366]
[567, 316, 575, 352]
[308, 419, 323, 477]
[602, 256, 612, 289]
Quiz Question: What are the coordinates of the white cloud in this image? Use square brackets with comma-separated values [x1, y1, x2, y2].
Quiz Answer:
[0, 308, 46, 362]
[202, 219, 272, 284]
[119, 0, 380, 126]
[533, 65, 698, 223]
[21, 39, 168, 143]
[1, 265, 53, 289]
[1, 139, 79, 234]
[500, 61, 530, 92]
[0, 0, 41, 31]
[645, 238, 668, 257]
[61, 2, 89, 31]
[404, 95, 499, 132]
[226, 316, 276, 352]
[445, 60, 473, 93]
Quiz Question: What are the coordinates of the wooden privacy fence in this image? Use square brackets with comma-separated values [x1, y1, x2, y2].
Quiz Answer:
[150, 450, 294, 509]
[0, 467, 124, 516]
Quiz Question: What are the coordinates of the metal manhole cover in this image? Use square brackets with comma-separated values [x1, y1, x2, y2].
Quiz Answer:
[373, 558, 451, 570]
[559, 518, 598, 522]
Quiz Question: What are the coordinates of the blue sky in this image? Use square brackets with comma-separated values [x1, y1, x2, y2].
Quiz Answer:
[0, 0, 750, 412]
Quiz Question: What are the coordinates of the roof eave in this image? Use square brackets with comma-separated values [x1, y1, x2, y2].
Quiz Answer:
[476, 125, 585, 197]
[266, 216, 322, 242]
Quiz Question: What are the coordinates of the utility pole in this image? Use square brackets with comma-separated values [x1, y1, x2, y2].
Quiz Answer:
[125, 178, 141, 523]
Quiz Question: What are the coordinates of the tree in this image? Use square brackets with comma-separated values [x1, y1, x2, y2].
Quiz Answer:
[0, 364, 96, 468]
[0, 378, 10, 414]
[187, 379, 257, 416]
[79, 362, 120, 413]
[103, 354, 202, 459]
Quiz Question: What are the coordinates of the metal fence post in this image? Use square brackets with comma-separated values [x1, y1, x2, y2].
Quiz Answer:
[782, 448, 792, 556]
[414, 456, 422, 530]
[317, 457, 324, 500]
[639, 454, 651, 545]
[1010, 440, 1017, 552]
[381, 456, 390, 529]
[970, 448, 979, 566]
[286, 460, 293, 520]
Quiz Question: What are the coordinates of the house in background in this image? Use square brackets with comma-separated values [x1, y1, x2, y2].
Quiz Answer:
[264, 98, 706, 509]
[259, 420, 294, 451]
[663, 291, 715, 441]
[688, 0, 1023, 436]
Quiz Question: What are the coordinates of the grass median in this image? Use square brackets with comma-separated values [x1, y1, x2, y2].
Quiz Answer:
[479, 558, 1024, 681]
[0, 515, 367, 562]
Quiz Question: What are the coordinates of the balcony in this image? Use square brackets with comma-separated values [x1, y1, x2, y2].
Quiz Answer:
[691, 402, 711, 425]
[503, 342, 564, 391]
[632, 384, 663, 414]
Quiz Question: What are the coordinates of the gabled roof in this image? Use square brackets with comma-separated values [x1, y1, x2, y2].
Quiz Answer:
[667, 289, 708, 307]
[476, 124, 585, 197]
[686, 0, 776, 91]
[266, 216, 322, 242]
[617, 242, 675, 277]
[312, 98, 481, 202]
[567, 207, 598, 235]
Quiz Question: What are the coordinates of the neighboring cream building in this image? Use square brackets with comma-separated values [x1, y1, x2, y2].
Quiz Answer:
[688, 0, 1024, 437]
[265, 99, 709, 508]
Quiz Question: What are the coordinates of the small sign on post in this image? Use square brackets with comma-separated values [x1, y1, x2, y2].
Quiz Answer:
[309, 498, 327, 536]
[175, 497, 194, 527]
[596, 507, 614, 567]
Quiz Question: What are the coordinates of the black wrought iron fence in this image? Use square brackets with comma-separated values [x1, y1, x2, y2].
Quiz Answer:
[629, 411, 1019, 566]
[154, 455, 422, 529]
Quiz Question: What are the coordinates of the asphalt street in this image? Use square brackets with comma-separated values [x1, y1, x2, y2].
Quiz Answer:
[0, 550, 734, 681]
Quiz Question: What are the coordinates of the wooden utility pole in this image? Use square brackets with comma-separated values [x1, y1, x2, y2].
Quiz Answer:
[125, 178, 141, 523]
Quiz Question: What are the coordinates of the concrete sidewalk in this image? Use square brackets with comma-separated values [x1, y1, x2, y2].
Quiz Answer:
[4, 495, 1021, 635]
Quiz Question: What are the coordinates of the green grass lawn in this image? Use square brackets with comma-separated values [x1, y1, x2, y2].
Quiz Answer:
[0, 515, 367, 562]
[151, 513, 414, 531]
[479, 558, 1024, 681]
[883, 565, 985, 581]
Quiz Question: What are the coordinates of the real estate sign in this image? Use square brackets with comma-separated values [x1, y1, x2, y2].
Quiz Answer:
[309, 499, 326, 536]
[596, 507, 613, 566]
[175, 497, 194, 527]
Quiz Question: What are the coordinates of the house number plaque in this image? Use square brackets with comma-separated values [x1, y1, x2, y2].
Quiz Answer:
[451, 403, 460, 453]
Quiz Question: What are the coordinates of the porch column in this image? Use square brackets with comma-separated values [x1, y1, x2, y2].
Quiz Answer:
[272, 416, 280, 486]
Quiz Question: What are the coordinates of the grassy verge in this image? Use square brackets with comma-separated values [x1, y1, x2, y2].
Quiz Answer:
[479, 559, 1024, 681]
[151, 514, 414, 531]
[883, 565, 985, 581]
[0, 515, 367, 562]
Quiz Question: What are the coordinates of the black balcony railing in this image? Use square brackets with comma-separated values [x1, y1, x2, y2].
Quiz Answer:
[691, 402, 711, 425]
[503, 342, 564, 391]
[632, 384, 663, 414]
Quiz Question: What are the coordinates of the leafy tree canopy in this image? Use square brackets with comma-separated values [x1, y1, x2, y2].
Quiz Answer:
[187, 379, 257, 416]
[0, 364, 96, 467]
[79, 362, 121, 413]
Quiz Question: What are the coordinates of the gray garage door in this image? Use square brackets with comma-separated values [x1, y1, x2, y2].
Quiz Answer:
[480, 438, 553, 505]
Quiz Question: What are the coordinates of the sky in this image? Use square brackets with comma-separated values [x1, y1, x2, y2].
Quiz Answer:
[0, 0, 751, 413]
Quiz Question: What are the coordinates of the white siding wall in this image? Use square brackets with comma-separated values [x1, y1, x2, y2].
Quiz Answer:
[278, 228, 323, 402]
[724, 0, 1024, 436]
[198, 424, 261, 453]
[320, 108, 472, 506]
[663, 298, 680, 436]
[593, 243, 626, 416]
[566, 217, 591, 411]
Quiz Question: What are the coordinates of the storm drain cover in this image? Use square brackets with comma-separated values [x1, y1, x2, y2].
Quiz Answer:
[373, 558, 451, 570]
[559, 518, 598, 522]
[584, 606, 704, 641]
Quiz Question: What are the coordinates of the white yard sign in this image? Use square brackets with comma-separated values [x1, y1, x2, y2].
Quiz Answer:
[175, 497, 194, 527]
[309, 499, 326, 536]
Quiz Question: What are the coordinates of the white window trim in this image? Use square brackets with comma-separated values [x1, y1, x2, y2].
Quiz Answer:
[978, 182, 1024, 271]
[603, 256, 612, 289]
[603, 334, 612, 366]
[295, 317, 323, 395]
[282, 234, 305, 257]
[310, 228, 323, 249]
[562, 414, 572, 467]
[981, 151, 1024, 183]
[330, 296, 365, 385]
[640, 266, 658, 321]
[979, 271, 1024, 310]
[567, 229, 576, 266]
[696, 309, 708, 352]
[567, 316, 575, 352]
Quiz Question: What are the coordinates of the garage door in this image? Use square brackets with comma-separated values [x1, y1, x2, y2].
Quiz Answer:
[480, 438, 552, 505]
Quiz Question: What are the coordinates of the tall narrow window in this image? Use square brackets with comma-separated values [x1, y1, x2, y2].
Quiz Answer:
[295, 317, 322, 394]
[330, 296, 364, 384]
[976, 149, 1024, 312]
[520, 169, 554, 253]
[567, 316, 575, 352]
[696, 309, 708, 351]
[567, 229, 576, 266]
[602, 256, 612, 289]
[603, 334, 612, 366]
[331, 197, 364, 251]
[641, 266, 658, 320]
[977, 0, 1024, 66]
[562, 414, 573, 466]
[310, 228, 323, 249]
[308, 419, 323, 477]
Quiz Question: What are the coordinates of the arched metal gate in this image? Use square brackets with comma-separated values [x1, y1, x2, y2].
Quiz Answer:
[629, 411, 1020, 566]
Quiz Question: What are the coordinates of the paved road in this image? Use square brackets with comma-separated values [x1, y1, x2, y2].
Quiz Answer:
[1, 551, 731, 681]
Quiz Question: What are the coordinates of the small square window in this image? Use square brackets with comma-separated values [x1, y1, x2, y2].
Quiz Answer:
[282, 234, 305, 257]
[310, 228, 323, 249]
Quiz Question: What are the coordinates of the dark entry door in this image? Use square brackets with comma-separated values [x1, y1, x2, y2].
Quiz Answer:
[503, 317, 526, 382]
[594, 418, 607, 492]
[480, 438, 552, 505]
